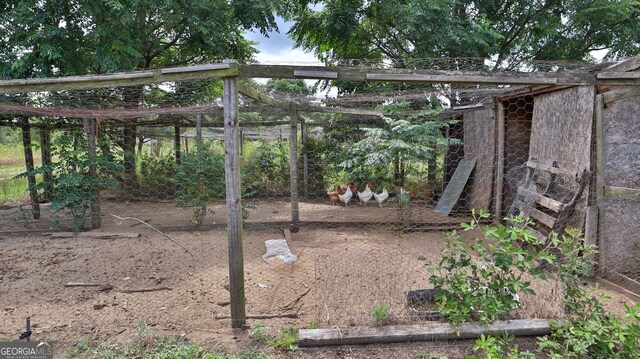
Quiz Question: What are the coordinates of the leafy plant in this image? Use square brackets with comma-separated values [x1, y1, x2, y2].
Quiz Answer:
[469, 333, 536, 359]
[249, 322, 268, 343]
[173, 147, 225, 229]
[428, 210, 554, 325]
[269, 327, 298, 351]
[371, 303, 390, 325]
[26, 130, 121, 232]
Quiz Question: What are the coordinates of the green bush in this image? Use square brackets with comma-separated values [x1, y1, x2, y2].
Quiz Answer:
[428, 210, 553, 325]
[139, 155, 177, 198]
[242, 139, 289, 195]
[28, 131, 121, 232]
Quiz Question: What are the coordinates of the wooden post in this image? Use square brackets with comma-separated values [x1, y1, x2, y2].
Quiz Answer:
[595, 94, 605, 276]
[39, 128, 52, 202]
[174, 124, 181, 164]
[493, 101, 505, 220]
[289, 104, 300, 225]
[196, 114, 203, 162]
[301, 121, 309, 199]
[222, 69, 246, 328]
[122, 122, 137, 197]
[184, 136, 189, 154]
[21, 117, 40, 219]
[84, 118, 101, 229]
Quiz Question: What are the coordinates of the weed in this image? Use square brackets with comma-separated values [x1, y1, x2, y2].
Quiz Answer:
[305, 321, 319, 330]
[269, 327, 298, 351]
[371, 303, 390, 325]
[249, 322, 268, 342]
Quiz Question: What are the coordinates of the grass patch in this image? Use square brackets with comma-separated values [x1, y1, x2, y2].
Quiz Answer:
[371, 303, 390, 325]
[65, 321, 272, 359]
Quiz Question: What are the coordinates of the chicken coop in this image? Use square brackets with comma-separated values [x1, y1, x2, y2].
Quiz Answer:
[1, 57, 639, 339]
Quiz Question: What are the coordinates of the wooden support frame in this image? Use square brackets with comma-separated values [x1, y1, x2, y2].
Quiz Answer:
[301, 121, 309, 199]
[0, 64, 238, 94]
[594, 94, 605, 275]
[84, 118, 101, 229]
[39, 128, 52, 202]
[222, 67, 246, 328]
[493, 101, 505, 220]
[21, 117, 40, 219]
[604, 186, 640, 201]
[289, 104, 300, 226]
[174, 124, 182, 164]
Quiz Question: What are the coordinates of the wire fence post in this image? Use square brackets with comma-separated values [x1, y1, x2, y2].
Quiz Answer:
[222, 61, 246, 328]
[289, 104, 300, 227]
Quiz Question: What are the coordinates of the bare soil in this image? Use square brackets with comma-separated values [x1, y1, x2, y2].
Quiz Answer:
[0, 202, 635, 358]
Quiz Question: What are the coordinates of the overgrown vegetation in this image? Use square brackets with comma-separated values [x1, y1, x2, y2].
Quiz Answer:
[248, 322, 299, 352]
[66, 321, 272, 358]
[429, 210, 552, 325]
[434, 213, 640, 358]
[27, 130, 122, 232]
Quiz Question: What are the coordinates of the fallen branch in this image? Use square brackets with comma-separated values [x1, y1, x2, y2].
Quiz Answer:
[45, 232, 140, 239]
[64, 282, 113, 291]
[215, 313, 298, 320]
[120, 286, 172, 293]
[281, 287, 311, 311]
[109, 214, 194, 257]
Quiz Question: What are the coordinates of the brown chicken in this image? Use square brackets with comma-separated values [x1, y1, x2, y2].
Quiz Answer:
[327, 185, 344, 205]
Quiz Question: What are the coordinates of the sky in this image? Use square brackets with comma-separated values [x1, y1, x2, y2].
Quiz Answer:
[244, 17, 321, 65]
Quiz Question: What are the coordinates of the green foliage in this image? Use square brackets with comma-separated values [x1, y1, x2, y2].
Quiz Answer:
[26, 130, 121, 232]
[173, 147, 226, 228]
[340, 110, 457, 188]
[139, 155, 178, 198]
[0, 0, 281, 78]
[0, 127, 20, 145]
[371, 303, 390, 325]
[66, 324, 272, 358]
[285, 0, 640, 66]
[469, 333, 536, 359]
[265, 79, 313, 96]
[428, 211, 552, 325]
[269, 327, 298, 351]
[242, 139, 290, 194]
[249, 322, 268, 343]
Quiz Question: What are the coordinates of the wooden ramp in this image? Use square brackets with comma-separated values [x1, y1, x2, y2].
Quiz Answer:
[435, 158, 476, 215]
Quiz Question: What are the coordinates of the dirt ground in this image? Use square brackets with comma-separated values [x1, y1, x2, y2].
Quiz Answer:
[0, 202, 636, 358]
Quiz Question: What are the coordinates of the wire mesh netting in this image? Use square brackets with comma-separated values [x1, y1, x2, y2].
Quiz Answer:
[0, 58, 638, 355]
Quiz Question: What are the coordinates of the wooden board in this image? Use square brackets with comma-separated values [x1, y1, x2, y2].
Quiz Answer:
[42, 232, 140, 239]
[435, 159, 476, 215]
[298, 319, 550, 347]
[463, 108, 496, 211]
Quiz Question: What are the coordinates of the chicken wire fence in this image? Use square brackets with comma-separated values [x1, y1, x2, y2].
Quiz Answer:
[0, 60, 639, 350]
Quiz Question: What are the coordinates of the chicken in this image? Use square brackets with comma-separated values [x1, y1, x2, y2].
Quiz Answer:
[373, 187, 389, 208]
[346, 181, 356, 195]
[357, 182, 373, 206]
[327, 185, 343, 206]
[339, 184, 353, 207]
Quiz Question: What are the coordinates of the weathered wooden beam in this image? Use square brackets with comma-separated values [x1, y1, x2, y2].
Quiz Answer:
[0, 103, 223, 119]
[39, 128, 52, 202]
[596, 72, 640, 79]
[21, 117, 40, 219]
[602, 55, 640, 73]
[289, 105, 300, 226]
[602, 86, 640, 106]
[237, 83, 289, 109]
[367, 73, 559, 85]
[594, 94, 605, 276]
[298, 319, 551, 347]
[84, 118, 100, 229]
[296, 104, 383, 116]
[0, 64, 238, 94]
[493, 101, 505, 220]
[526, 160, 576, 178]
[604, 186, 640, 202]
[294, 69, 338, 79]
[301, 121, 309, 199]
[174, 124, 181, 164]
[222, 67, 246, 328]
[239, 64, 633, 85]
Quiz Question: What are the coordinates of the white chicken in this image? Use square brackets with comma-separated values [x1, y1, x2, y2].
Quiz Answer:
[357, 182, 373, 206]
[373, 187, 389, 208]
[339, 184, 353, 207]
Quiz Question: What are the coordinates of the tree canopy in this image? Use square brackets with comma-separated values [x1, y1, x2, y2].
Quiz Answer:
[285, 0, 640, 68]
[0, 0, 282, 78]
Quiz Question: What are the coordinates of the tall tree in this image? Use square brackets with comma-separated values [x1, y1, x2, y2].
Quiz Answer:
[0, 0, 281, 78]
[285, 0, 640, 69]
